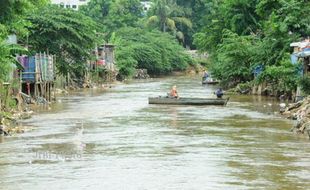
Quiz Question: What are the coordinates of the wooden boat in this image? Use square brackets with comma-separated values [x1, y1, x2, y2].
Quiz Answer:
[202, 77, 219, 85]
[148, 97, 229, 106]
[202, 80, 219, 85]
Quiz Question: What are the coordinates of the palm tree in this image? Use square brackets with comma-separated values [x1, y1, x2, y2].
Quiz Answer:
[147, 0, 192, 42]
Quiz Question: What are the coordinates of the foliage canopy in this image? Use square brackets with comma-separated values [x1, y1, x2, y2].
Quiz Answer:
[25, 5, 101, 78]
[112, 27, 194, 78]
[193, 0, 309, 95]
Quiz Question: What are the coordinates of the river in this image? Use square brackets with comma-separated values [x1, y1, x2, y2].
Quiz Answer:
[0, 75, 310, 190]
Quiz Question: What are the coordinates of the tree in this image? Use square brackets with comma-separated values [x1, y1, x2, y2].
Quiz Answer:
[193, 0, 309, 92]
[111, 27, 194, 78]
[193, 0, 224, 53]
[0, 40, 15, 82]
[79, 0, 143, 37]
[25, 5, 101, 79]
[0, 0, 47, 82]
[221, 0, 260, 35]
[147, 0, 192, 43]
[176, 0, 208, 48]
[0, 0, 48, 35]
[78, 0, 113, 22]
[211, 30, 255, 87]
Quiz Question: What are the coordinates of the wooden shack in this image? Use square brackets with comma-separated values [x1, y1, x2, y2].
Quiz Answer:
[290, 39, 310, 101]
[17, 53, 56, 103]
[89, 44, 116, 82]
[290, 39, 310, 74]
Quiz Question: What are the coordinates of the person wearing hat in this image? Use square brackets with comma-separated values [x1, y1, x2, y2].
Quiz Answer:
[169, 85, 179, 98]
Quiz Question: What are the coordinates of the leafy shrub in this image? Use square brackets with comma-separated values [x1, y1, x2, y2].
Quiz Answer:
[113, 27, 193, 78]
[257, 56, 300, 93]
[299, 76, 310, 95]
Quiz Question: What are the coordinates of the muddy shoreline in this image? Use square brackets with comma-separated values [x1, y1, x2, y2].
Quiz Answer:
[281, 96, 310, 139]
[0, 82, 114, 136]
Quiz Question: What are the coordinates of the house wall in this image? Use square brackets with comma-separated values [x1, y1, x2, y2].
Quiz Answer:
[104, 47, 115, 71]
[52, 0, 152, 12]
[141, 1, 152, 12]
[51, 0, 90, 10]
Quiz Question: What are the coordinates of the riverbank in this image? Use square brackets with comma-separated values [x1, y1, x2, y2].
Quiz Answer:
[0, 81, 115, 136]
[282, 96, 310, 139]
[0, 111, 34, 135]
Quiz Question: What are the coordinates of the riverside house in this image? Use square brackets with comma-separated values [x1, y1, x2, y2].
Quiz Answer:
[290, 38, 310, 101]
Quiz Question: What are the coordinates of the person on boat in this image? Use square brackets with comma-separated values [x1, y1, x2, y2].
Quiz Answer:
[169, 85, 179, 98]
[215, 88, 224, 98]
[202, 70, 209, 81]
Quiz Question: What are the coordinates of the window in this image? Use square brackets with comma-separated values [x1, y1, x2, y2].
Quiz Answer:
[72, 5, 77, 9]
[59, 3, 64, 8]
[66, 5, 70, 8]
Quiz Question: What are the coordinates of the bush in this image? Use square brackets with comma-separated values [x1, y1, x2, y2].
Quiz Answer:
[113, 27, 194, 78]
[256, 55, 300, 94]
[236, 82, 253, 94]
[299, 76, 310, 95]
[115, 46, 138, 78]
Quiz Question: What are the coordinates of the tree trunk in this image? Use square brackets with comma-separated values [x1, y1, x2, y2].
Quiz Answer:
[163, 23, 166, 32]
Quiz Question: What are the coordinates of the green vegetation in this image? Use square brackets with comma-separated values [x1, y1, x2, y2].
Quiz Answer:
[81, 0, 194, 78]
[146, 0, 192, 44]
[25, 5, 100, 79]
[112, 28, 193, 78]
[1, 0, 195, 110]
[0, 38, 15, 82]
[193, 0, 310, 95]
[0, 0, 48, 111]
[299, 77, 310, 95]
[1, 0, 310, 111]
[79, 0, 143, 38]
[0, 0, 48, 35]
[0, 0, 47, 83]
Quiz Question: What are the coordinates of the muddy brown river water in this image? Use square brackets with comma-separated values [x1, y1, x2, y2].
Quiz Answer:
[0, 76, 310, 190]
